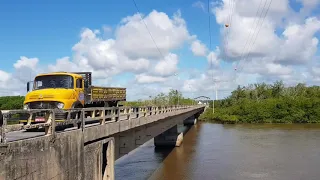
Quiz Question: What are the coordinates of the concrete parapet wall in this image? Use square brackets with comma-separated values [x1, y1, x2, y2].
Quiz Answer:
[0, 130, 84, 180]
[84, 107, 203, 144]
[5, 124, 23, 132]
[0, 130, 115, 180]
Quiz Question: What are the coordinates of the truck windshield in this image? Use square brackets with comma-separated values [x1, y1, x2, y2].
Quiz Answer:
[33, 75, 74, 90]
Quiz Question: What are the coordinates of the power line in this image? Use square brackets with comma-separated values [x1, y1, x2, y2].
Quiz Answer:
[131, 0, 165, 59]
[232, 0, 265, 82]
[207, 0, 213, 75]
[223, 0, 237, 59]
[207, 0, 215, 113]
[240, 0, 268, 62]
[218, 0, 236, 85]
[235, 0, 264, 69]
[237, 0, 273, 72]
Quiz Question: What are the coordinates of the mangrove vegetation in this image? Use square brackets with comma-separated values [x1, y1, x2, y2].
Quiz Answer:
[200, 81, 320, 124]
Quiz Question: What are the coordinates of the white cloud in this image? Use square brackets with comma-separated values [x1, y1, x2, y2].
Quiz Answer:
[153, 53, 179, 77]
[13, 56, 38, 70]
[135, 74, 167, 84]
[191, 40, 208, 56]
[275, 17, 320, 64]
[48, 57, 81, 72]
[0, 70, 10, 83]
[210, 0, 320, 88]
[207, 47, 220, 67]
[0, 56, 41, 96]
[297, 0, 320, 13]
[192, 1, 206, 12]
[114, 10, 192, 59]
[102, 25, 112, 33]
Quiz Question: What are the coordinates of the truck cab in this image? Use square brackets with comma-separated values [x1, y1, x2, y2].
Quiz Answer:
[24, 72, 86, 111]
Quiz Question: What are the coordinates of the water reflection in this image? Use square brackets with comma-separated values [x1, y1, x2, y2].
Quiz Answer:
[115, 139, 173, 180]
[148, 124, 201, 180]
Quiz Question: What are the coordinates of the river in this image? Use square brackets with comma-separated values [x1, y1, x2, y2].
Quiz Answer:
[115, 123, 320, 180]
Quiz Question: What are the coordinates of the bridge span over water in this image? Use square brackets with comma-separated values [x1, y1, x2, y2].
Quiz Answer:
[0, 105, 205, 180]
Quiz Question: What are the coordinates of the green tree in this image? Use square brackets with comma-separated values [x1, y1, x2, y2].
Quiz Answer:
[199, 81, 320, 124]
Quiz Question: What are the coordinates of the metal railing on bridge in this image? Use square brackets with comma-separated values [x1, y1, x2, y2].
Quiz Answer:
[0, 105, 203, 144]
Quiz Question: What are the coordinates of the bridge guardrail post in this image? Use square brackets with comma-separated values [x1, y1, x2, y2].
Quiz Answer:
[143, 107, 147, 117]
[111, 108, 115, 121]
[116, 107, 120, 121]
[25, 110, 34, 126]
[126, 107, 131, 120]
[136, 107, 139, 118]
[44, 110, 55, 136]
[0, 112, 7, 144]
[81, 110, 85, 131]
[51, 110, 56, 134]
[100, 108, 106, 124]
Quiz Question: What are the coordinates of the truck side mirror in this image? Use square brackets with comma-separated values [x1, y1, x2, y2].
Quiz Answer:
[27, 82, 30, 92]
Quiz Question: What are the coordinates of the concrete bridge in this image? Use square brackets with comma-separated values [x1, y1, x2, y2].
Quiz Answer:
[0, 105, 205, 180]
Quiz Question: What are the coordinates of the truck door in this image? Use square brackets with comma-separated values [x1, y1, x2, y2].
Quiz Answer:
[76, 78, 85, 106]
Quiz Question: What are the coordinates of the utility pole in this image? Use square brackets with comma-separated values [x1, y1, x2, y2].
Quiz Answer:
[213, 87, 218, 114]
[212, 97, 214, 114]
[212, 78, 222, 114]
[177, 90, 180, 106]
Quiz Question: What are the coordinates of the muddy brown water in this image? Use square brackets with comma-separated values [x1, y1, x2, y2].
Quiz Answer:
[115, 123, 320, 180]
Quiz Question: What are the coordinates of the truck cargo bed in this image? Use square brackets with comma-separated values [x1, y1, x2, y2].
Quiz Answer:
[90, 86, 126, 102]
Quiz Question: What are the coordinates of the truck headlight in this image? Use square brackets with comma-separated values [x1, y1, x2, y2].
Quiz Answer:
[56, 102, 64, 109]
[23, 104, 29, 110]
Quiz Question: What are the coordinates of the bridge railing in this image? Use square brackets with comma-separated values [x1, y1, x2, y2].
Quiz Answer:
[0, 105, 203, 144]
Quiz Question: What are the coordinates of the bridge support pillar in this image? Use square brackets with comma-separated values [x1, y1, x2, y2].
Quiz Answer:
[183, 115, 197, 126]
[154, 125, 183, 147]
[84, 137, 115, 180]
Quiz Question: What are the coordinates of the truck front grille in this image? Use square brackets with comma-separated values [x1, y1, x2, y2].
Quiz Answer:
[29, 102, 57, 109]
[28, 102, 66, 120]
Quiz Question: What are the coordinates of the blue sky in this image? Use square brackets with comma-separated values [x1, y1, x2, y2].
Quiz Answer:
[0, 0, 320, 100]
[0, 0, 217, 70]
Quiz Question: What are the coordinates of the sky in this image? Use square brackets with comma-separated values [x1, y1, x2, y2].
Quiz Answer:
[0, 0, 320, 101]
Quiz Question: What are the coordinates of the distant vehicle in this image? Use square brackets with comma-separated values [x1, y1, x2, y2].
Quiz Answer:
[21, 72, 126, 124]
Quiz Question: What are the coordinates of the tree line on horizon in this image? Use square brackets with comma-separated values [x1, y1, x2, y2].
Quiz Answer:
[120, 89, 196, 106]
[0, 96, 25, 110]
[200, 81, 320, 123]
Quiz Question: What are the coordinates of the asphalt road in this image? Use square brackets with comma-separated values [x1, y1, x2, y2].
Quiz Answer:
[4, 121, 103, 142]
[6, 130, 45, 142]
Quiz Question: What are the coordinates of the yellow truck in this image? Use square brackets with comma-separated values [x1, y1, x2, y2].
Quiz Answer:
[21, 72, 126, 124]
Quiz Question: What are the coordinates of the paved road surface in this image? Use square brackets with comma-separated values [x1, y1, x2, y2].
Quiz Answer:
[6, 130, 45, 142]
[4, 122, 103, 142]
